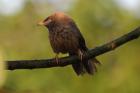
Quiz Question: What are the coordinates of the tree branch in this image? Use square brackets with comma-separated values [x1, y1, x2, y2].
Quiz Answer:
[7, 27, 140, 70]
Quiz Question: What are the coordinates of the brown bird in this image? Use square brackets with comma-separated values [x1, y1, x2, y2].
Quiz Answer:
[38, 12, 100, 75]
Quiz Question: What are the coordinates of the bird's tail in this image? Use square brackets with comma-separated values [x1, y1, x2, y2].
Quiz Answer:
[69, 51, 100, 75]
[83, 58, 100, 75]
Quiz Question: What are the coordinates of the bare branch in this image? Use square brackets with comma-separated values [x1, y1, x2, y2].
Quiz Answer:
[7, 27, 140, 70]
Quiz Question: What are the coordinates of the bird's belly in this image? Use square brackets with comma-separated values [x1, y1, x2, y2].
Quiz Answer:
[49, 31, 79, 54]
[54, 37, 77, 53]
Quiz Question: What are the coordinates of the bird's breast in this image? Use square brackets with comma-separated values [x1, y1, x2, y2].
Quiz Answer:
[49, 29, 79, 54]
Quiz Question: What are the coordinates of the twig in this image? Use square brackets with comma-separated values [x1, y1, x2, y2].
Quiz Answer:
[7, 27, 140, 70]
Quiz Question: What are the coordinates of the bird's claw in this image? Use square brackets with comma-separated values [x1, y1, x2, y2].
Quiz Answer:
[78, 50, 84, 61]
[55, 54, 59, 64]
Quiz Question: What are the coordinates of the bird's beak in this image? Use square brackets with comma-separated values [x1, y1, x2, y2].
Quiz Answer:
[37, 21, 45, 26]
[37, 19, 52, 26]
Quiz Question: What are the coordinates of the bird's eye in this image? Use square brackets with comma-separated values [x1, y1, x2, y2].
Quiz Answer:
[47, 19, 52, 23]
[43, 18, 52, 26]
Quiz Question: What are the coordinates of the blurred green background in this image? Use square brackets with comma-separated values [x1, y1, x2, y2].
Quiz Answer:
[0, 0, 140, 93]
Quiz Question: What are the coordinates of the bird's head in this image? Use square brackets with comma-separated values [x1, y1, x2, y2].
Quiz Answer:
[38, 12, 72, 30]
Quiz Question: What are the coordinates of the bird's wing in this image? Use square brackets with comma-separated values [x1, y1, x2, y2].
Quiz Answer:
[68, 22, 88, 51]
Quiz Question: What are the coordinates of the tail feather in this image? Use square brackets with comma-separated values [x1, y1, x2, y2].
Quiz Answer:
[72, 63, 85, 75]
[69, 52, 100, 75]
[83, 58, 99, 75]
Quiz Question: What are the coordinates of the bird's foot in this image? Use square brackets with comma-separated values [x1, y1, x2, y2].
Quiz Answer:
[55, 54, 59, 64]
[78, 49, 84, 61]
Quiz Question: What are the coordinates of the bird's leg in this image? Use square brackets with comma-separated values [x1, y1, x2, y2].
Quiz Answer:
[55, 53, 59, 64]
[78, 49, 84, 61]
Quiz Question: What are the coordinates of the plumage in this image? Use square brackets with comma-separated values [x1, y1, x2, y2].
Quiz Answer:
[38, 12, 100, 75]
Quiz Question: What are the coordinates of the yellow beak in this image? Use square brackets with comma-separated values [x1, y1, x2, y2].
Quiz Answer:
[37, 21, 45, 26]
[37, 19, 52, 26]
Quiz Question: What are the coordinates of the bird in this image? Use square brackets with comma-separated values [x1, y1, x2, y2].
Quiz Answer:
[38, 12, 100, 75]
